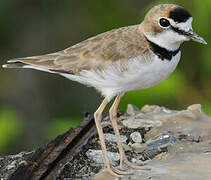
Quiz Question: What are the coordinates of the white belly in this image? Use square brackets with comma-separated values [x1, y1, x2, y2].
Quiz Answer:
[62, 52, 181, 100]
[126, 52, 181, 91]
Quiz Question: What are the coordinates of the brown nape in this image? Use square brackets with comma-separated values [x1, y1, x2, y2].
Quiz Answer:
[142, 4, 178, 36]
[144, 4, 178, 21]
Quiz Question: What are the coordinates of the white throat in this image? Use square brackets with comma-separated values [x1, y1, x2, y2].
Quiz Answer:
[144, 31, 182, 51]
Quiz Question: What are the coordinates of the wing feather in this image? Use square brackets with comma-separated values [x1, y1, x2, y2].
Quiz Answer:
[3, 24, 149, 74]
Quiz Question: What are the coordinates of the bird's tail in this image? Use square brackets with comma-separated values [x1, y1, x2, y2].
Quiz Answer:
[2, 57, 69, 74]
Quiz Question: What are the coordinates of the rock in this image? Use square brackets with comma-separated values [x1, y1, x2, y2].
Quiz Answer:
[122, 143, 132, 152]
[141, 105, 165, 113]
[2, 104, 211, 180]
[131, 143, 145, 153]
[8, 152, 25, 159]
[177, 111, 197, 120]
[130, 132, 143, 143]
[187, 104, 203, 114]
[146, 132, 178, 149]
[73, 104, 211, 179]
[7, 160, 17, 170]
[131, 158, 145, 166]
[104, 133, 127, 143]
[122, 117, 162, 129]
[86, 150, 120, 166]
[178, 132, 201, 143]
[120, 152, 211, 180]
[19, 160, 28, 166]
[91, 169, 120, 180]
[126, 104, 140, 115]
[134, 132, 178, 160]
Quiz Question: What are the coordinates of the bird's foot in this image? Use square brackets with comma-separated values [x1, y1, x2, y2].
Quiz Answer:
[105, 164, 134, 177]
[122, 158, 151, 171]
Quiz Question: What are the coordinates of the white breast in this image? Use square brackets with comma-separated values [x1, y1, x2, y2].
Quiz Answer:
[61, 52, 181, 100]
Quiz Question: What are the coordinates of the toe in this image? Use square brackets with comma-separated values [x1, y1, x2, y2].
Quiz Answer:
[123, 159, 151, 170]
[103, 164, 134, 177]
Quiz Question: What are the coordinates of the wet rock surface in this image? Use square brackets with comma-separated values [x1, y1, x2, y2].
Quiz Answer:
[61, 104, 211, 180]
[1, 104, 211, 180]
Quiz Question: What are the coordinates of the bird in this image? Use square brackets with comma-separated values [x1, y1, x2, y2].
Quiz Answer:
[2, 3, 207, 176]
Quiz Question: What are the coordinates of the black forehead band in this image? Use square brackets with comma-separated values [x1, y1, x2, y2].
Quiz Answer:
[169, 7, 192, 23]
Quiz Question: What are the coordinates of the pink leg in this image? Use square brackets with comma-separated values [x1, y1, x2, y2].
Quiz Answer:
[109, 95, 150, 170]
[94, 98, 133, 176]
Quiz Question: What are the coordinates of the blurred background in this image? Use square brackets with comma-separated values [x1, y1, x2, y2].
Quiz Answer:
[0, 0, 210, 155]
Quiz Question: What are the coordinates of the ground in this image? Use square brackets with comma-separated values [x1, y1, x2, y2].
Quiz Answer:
[1, 104, 211, 180]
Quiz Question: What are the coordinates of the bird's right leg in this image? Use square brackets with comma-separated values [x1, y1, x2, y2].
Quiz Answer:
[94, 98, 132, 177]
[94, 99, 110, 169]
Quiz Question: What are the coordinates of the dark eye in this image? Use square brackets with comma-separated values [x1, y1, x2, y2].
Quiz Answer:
[159, 18, 170, 28]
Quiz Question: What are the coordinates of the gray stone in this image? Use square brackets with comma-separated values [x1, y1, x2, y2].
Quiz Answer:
[130, 131, 143, 143]
[146, 132, 178, 149]
[141, 105, 163, 113]
[104, 133, 127, 143]
[19, 160, 28, 166]
[122, 143, 132, 152]
[7, 160, 17, 170]
[122, 117, 162, 129]
[86, 150, 120, 166]
[187, 104, 203, 114]
[131, 143, 145, 153]
[131, 158, 145, 166]
[126, 104, 140, 115]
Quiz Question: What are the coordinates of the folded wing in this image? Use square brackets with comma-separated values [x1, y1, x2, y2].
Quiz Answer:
[3, 25, 148, 75]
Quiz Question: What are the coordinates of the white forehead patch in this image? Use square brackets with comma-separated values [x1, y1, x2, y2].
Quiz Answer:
[170, 17, 193, 32]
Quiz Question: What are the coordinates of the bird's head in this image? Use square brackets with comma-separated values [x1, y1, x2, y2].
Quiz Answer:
[142, 4, 207, 50]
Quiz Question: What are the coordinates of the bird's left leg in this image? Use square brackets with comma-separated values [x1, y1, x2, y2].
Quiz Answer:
[109, 94, 150, 170]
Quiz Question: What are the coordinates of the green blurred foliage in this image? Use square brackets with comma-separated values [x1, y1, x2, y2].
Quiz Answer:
[0, 107, 22, 150]
[0, 0, 210, 155]
[48, 117, 81, 139]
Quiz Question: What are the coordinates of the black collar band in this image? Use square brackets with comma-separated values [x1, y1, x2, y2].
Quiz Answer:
[146, 38, 180, 61]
